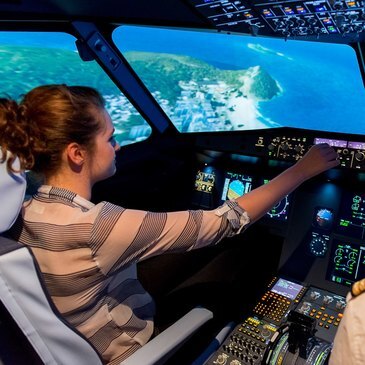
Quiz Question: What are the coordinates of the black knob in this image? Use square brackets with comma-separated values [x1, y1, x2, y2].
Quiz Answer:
[355, 152, 365, 161]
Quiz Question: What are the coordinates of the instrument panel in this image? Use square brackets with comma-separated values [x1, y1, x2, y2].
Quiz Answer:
[191, 128, 365, 364]
[205, 277, 345, 365]
[194, 128, 365, 171]
[186, 0, 365, 41]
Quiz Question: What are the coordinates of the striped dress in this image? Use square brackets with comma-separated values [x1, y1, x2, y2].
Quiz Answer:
[9, 185, 250, 364]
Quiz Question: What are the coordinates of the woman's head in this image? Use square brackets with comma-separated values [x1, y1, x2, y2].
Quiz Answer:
[1, 84, 119, 184]
[20, 84, 109, 177]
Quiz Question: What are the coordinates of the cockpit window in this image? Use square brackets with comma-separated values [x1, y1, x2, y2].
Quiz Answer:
[0, 31, 151, 146]
[112, 25, 365, 135]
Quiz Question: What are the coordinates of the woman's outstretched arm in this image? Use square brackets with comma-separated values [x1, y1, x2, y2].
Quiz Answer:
[236, 143, 339, 224]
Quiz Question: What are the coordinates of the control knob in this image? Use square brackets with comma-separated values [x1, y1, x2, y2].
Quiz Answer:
[294, 144, 305, 153]
[348, 13, 358, 21]
[261, 326, 272, 339]
[353, 24, 364, 32]
[307, 17, 317, 25]
[215, 353, 228, 364]
[298, 301, 312, 314]
[332, 1, 344, 10]
[341, 24, 352, 33]
[310, 291, 321, 301]
[336, 300, 346, 310]
[323, 295, 334, 306]
[335, 14, 346, 26]
[355, 151, 365, 161]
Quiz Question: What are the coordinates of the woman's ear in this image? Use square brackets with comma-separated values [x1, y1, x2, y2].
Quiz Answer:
[65, 142, 86, 167]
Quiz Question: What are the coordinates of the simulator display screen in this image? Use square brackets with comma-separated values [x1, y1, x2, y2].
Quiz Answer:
[263, 178, 290, 221]
[327, 239, 365, 287]
[0, 32, 151, 147]
[195, 169, 216, 194]
[336, 191, 365, 239]
[271, 278, 303, 300]
[114, 25, 365, 135]
[221, 172, 252, 202]
[313, 207, 334, 230]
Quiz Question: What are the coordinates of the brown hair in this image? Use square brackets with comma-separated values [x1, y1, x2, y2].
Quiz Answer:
[0, 98, 33, 172]
[1, 84, 106, 176]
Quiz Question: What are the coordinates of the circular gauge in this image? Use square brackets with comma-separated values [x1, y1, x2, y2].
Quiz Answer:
[267, 196, 289, 219]
[309, 236, 328, 257]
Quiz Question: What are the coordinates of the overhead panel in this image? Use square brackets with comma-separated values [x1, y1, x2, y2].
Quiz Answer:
[186, 0, 365, 41]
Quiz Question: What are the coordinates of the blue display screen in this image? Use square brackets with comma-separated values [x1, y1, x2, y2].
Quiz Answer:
[221, 172, 253, 202]
[0, 31, 151, 147]
[113, 25, 365, 135]
[271, 278, 303, 300]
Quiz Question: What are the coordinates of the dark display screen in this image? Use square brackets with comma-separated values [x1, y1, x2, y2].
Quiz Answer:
[221, 172, 252, 202]
[336, 191, 365, 239]
[327, 239, 365, 287]
[271, 278, 303, 300]
[263, 178, 290, 221]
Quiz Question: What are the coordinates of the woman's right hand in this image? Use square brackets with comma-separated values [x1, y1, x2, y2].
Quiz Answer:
[292, 143, 339, 182]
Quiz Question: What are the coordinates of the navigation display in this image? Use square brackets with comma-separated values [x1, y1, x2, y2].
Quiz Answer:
[262, 178, 290, 221]
[336, 190, 365, 239]
[221, 172, 252, 202]
[327, 239, 365, 287]
[271, 278, 303, 300]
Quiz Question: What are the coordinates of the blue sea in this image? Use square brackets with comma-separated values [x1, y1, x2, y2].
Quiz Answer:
[1, 28, 364, 136]
[113, 26, 365, 136]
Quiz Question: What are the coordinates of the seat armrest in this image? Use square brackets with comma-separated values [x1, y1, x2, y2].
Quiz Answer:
[192, 321, 236, 365]
[120, 307, 213, 365]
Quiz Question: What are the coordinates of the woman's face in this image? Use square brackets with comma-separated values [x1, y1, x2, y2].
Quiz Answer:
[88, 109, 120, 185]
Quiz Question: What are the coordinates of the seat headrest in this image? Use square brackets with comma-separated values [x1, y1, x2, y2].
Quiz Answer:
[0, 149, 26, 233]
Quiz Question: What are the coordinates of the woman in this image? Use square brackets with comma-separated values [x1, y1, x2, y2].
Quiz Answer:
[2, 84, 339, 365]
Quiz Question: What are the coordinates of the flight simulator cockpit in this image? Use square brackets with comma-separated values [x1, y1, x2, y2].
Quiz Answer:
[0, 0, 365, 364]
